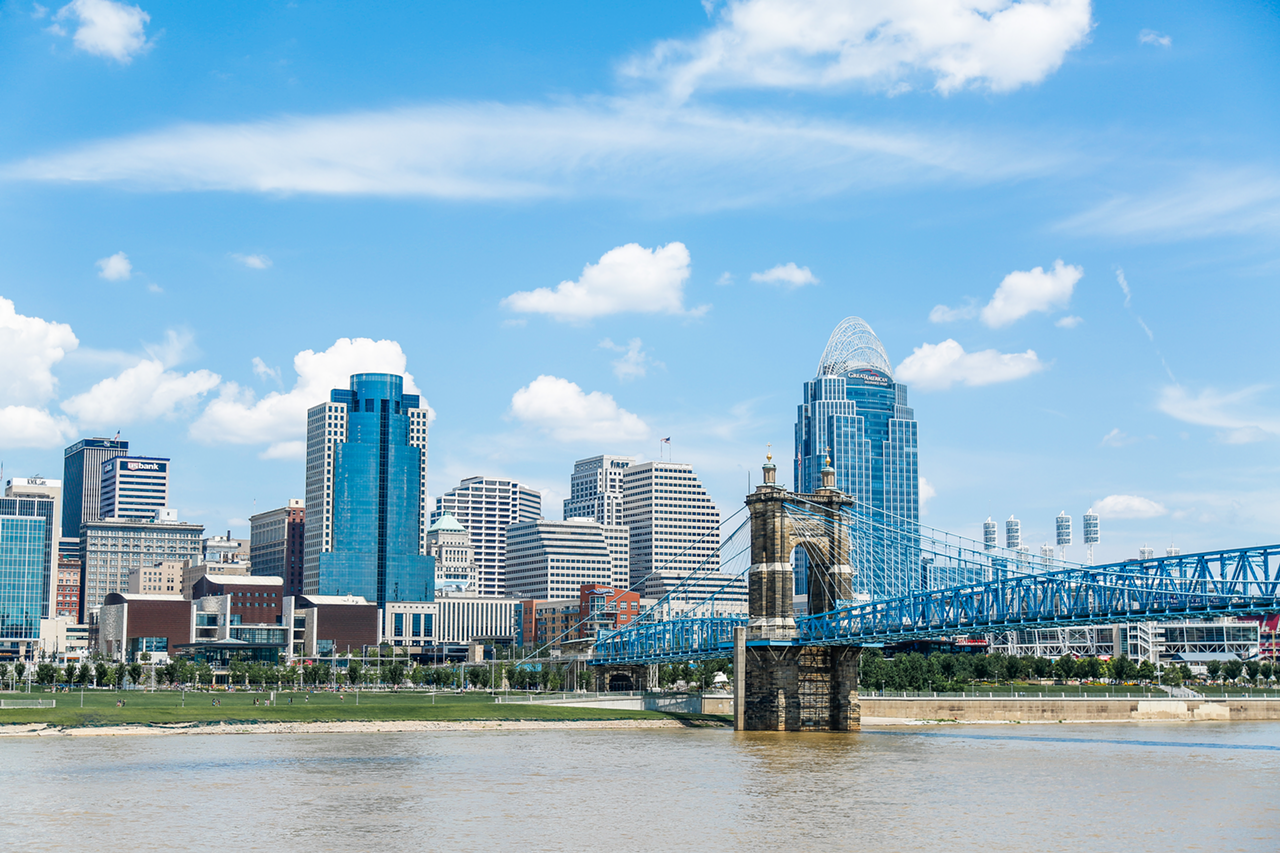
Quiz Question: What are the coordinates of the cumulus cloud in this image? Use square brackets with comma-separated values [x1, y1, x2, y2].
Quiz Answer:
[503, 242, 705, 322]
[1158, 384, 1280, 444]
[600, 338, 660, 381]
[0, 295, 79, 404]
[190, 337, 423, 457]
[510, 375, 649, 442]
[896, 339, 1043, 390]
[628, 0, 1094, 100]
[96, 251, 132, 281]
[233, 253, 272, 270]
[928, 301, 978, 323]
[1055, 315, 1082, 328]
[919, 476, 936, 515]
[750, 262, 818, 287]
[1095, 494, 1167, 519]
[1138, 29, 1171, 48]
[0, 406, 76, 449]
[61, 358, 221, 426]
[980, 259, 1082, 327]
[53, 0, 152, 63]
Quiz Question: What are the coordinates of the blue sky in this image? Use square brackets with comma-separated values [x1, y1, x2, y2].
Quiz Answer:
[1, 0, 1278, 563]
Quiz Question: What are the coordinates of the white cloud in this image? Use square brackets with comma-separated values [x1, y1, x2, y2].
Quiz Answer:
[0, 296, 79, 404]
[1055, 314, 1082, 328]
[61, 358, 220, 427]
[32, 4, 49, 19]
[260, 440, 304, 460]
[750, 262, 818, 288]
[54, 0, 151, 64]
[716, 271, 734, 286]
[896, 339, 1043, 390]
[1138, 29, 1171, 48]
[0, 406, 76, 449]
[233, 253, 272, 270]
[2, 101, 1066, 206]
[251, 356, 282, 386]
[628, 0, 1094, 100]
[1061, 172, 1280, 240]
[1100, 427, 1136, 447]
[1158, 384, 1280, 444]
[600, 338, 660, 381]
[503, 242, 704, 322]
[1116, 268, 1131, 306]
[928, 301, 978, 323]
[1095, 494, 1167, 519]
[919, 475, 936, 515]
[510, 375, 649, 442]
[980, 259, 1082, 327]
[96, 251, 132, 281]
[190, 337, 423, 457]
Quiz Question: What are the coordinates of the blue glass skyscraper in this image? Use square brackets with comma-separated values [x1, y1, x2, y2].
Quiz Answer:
[794, 317, 919, 602]
[303, 373, 434, 607]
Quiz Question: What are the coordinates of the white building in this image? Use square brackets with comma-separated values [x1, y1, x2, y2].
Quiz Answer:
[563, 455, 633, 527]
[621, 461, 721, 588]
[99, 457, 170, 521]
[641, 569, 749, 617]
[433, 477, 541, 596]
[431, 594, 520, 644]
[80, 517, 204, 615]
[505, 517, 629, 600]
[426, 513, 478, 593]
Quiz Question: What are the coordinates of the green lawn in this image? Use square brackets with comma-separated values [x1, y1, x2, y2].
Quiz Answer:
[0, 689, 716, 729]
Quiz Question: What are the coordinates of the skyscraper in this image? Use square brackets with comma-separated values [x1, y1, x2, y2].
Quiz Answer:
[505, 517, 628, 600]
[61, 437, 128, 535]
[0, 480, 59, 652]
[250, 499, 306, 597]
[621, 461, 720, 589]
[433, 477, 541, 596]
[99, 456, 170, 521]
[563, 455, 633, 526]
[303, 373, 433, 607]
[794, 317, 919, 601]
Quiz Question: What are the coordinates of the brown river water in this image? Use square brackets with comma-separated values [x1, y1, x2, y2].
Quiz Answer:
[3, 722, 1278, 852]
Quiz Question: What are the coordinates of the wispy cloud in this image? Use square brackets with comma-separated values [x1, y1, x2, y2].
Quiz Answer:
[600, 338, 661, 381]
[2, 100, 1068, 208]
[1158, 384, 1280, 444]
[233, 253, 272, 269]
[1138, 29, 1171, 48]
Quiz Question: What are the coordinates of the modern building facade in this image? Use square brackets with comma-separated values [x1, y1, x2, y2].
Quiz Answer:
[99, 456, 170, 521]
[250, 499, 306, 597]
[61, 437, 128, 536]
[79, 517, 204, 619]
[795, 316, 919, 601]
[563, 455, 633, 526]
[505, 517, 629, 600]
[4, 478, 61, 621]
[0, 510, 50, 659]
[430, 592, 520, 644]
[621, 461, 720, 589]
[433, 477, 541, 596]
[303, 373, 434, 607]
[426, 513, 478, 593]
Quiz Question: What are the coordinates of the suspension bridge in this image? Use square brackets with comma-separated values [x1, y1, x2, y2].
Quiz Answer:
[590, 457, 1280, 731]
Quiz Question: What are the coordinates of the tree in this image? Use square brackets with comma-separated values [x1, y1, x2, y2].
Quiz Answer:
[1206, 659, 1222, 683]
[1053, 655, 1077, 681]
[347, 661, 363, 686]
[0, 662, 9, 686]
[1222, 659, 1244, 683]
[76, 663, 91, 685]
[1136, 659, 1156, 682]
[15, 661, 26, 682]
[127, 663, 143, 686]
[1031, 656, 1054, 679]
[1260, 661, 1274, 684]
[1244, 660, 1262, 686]
[577, 670, 592, 691]
[63, 664, 77, 685]
[1178, 663, 1193, 684]
[1162, 663, 1183, 687]
[94, 662, 109, 686]
[36, 663, 57, 685]
[386, 662, 406, 688]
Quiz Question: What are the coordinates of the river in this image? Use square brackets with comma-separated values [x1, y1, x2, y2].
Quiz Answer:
[3, 722, 1278, 851]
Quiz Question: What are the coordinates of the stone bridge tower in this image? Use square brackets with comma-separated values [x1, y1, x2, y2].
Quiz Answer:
[735, 454, 861, 731]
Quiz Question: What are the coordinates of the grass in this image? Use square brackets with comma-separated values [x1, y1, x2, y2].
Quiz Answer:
[0, 688, 728, 729]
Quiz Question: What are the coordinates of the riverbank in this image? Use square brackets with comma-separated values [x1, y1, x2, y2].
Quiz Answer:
[861, 696, 1280, 723]
[0, 717, 705, 738]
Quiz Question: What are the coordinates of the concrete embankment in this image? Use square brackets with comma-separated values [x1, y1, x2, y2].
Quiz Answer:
[860, 697, 1280, 724]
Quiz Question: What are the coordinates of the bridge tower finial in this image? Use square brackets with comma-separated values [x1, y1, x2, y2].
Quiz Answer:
[762, 443, 777, 486]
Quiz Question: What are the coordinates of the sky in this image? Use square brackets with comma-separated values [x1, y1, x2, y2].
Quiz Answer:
[1, 0, 1278, 564]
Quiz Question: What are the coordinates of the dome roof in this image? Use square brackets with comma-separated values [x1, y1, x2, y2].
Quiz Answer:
[818, 316, 893, 378]
[427, 513, 466, 533]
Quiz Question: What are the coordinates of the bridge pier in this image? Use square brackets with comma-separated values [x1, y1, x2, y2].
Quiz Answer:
[742, 645, 861, 731]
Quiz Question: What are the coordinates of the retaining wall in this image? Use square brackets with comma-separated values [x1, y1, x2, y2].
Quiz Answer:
[861, 697, 1280, 723]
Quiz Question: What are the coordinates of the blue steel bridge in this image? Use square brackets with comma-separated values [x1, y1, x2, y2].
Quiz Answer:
[590, 494, 1280, 667]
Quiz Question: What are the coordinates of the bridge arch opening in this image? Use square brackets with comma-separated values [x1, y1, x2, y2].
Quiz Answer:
[608, 673, 635, 692]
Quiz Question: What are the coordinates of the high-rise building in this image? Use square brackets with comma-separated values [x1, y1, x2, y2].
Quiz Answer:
[433, 477, 541, 596]
[563, 455, 633, 526]
[426, 513, 478, 593]
[127, 559, 183, 595]
[5, 478, 61, 620]
[79, 517, 204, 619]
[250, 499, 306, 597]
[55, 553, 81, 619]
[0, 489, 57, 658]
[62, 438, 129, 538]
[99, 456, 170, 521]
[621, 461, 721, 589]
[303, 373, 433, 607]
[794, 316, 919, 600]
[505, 517, 629, 600]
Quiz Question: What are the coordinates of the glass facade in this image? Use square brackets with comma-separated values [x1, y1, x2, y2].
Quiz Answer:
[0, 514, 47, 640]
[61, 438, 128, 535]
[314, 373, 434, 606]
[795, 320, 919, 602]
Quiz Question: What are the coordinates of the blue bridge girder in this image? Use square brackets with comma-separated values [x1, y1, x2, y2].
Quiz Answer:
[589, 544, 1280, 666]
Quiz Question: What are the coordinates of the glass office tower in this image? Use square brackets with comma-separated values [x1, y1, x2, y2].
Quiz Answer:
[304, 373, 434, 607]
[794, 317, 919, 603]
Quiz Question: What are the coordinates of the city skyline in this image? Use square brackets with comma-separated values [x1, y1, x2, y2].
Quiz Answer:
[1, 2, 1278, 564]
